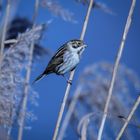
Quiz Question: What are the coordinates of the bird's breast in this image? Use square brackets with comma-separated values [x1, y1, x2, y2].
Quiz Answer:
[64, 51, 80, 64]
[57, 51, 80, 74]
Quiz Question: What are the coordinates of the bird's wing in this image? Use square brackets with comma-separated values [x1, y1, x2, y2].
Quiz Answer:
[33, 45, 67, 83]
[45, 45, 67, 74]
[54, 44, 67, 58]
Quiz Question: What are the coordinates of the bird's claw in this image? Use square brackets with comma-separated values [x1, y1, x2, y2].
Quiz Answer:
[67, 80, 72, 85]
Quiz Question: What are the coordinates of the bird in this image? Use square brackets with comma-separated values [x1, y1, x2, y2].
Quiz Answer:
[33, 39, 87, 84]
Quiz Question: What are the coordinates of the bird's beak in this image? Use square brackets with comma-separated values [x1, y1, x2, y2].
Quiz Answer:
[83, 44, 87, 48]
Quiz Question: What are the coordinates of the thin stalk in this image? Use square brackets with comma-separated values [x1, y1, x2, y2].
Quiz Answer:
[58, 86, 82, 140]
[7, 74, 15, 137]
[17, 1, 39, 140]
[77, 113, 93, 140]
[116, 95, 140, 140]
[52, 0, 94, 140]
[4, 39, 18, 44]
[81, 118, 90, 140]
[97, 0, 136, 140]
[0, 0, 11, 67]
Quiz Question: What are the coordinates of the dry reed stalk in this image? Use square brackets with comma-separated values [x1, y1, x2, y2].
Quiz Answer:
[58, 86, 82, 140]
[4, 39, 18, 44]
[81, 118, 90, 140]
[97, 0, 136, 140]
[0, 0, 11, 68]
[52, 0, 94, 140]
[57, 86, 82, 140]
[17, 0, 39, 140]
[115, 95, 140, 140]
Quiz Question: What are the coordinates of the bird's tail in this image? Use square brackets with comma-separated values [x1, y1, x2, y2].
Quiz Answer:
[32, 72, 45, 84]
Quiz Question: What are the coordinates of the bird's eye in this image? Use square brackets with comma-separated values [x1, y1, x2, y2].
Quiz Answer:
[78, 42, 81, 45]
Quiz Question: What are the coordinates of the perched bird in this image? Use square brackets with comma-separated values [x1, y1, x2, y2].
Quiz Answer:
[33, 39, 87, 84]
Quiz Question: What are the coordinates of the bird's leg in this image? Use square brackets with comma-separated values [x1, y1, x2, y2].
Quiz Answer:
[62, 75, 72, 85]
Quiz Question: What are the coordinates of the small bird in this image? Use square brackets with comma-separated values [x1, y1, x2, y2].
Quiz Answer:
[33, 39, 87, 84]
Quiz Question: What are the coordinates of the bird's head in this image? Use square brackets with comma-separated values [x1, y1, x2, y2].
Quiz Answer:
[67, 39, 87, 55]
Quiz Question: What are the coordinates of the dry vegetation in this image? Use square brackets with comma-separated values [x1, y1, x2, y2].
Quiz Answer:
[0, 0, 139, 140]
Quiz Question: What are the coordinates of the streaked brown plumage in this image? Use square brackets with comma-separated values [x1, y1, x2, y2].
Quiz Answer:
[33, 39, 87, 83]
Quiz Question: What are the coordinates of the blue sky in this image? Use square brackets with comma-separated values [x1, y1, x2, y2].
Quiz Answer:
[10, 0, 140, 139]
